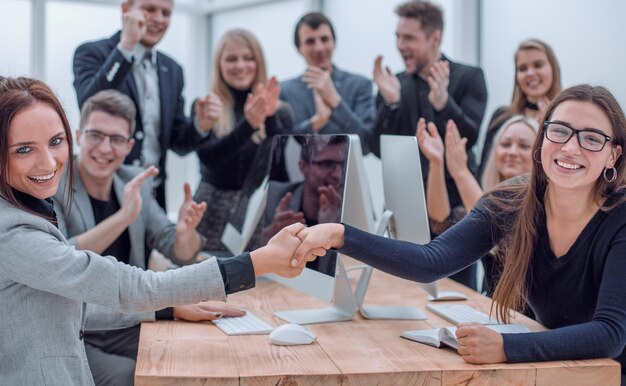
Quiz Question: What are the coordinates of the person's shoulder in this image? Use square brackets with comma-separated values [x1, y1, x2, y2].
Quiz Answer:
[116, 164, 147, 182]
[156, 50, 181, 70]
[604, 188, 626, 216]
[281, 75, 304, 90]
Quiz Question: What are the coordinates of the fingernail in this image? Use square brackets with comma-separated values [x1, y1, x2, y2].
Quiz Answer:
[291, 259, 298, 267]
[214, 312, 222, 318]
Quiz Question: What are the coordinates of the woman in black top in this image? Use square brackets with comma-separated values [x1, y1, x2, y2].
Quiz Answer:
[480, 39, 561, 178]
[194, 29, 292, 251]
[293, 85, 626, 382]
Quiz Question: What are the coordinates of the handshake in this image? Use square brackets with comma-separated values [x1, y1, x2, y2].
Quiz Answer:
[249, 223, 345, 279]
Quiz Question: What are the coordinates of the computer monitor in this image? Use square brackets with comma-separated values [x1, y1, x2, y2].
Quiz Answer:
[261, 134, 357, 324]
[379, 134, 466, 302]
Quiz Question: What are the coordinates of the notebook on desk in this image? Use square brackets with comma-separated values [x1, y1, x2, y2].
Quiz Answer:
[401, 324, 530, 350]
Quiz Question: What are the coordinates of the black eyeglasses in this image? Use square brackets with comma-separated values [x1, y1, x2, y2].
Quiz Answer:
[543, 121, 616, 152]
[81, 129, 131, 149]
[310, 160, 344, 171]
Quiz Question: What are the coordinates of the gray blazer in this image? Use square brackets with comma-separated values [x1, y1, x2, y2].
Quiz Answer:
[0, 196, 225, 385]
[52, 161, 204, 331]
[280, 65, 375, 153]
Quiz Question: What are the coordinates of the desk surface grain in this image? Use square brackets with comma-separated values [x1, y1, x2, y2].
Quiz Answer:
[135, 259, 620, 386]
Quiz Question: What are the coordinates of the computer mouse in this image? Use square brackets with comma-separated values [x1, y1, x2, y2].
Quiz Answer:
[268, 323, 316, 346]
[427, 291, 468, 301]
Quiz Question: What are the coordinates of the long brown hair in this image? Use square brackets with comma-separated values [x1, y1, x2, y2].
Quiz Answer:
[211, 29, 267, 137]
[0, 76, 74, 218]
[490, 84, 626, 323]
[489, 39, 562, 132]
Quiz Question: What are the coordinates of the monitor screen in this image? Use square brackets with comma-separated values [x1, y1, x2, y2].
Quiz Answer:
[261, 135, 349, 277]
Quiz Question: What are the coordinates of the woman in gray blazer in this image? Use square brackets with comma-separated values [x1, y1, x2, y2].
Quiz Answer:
[0, 76, 319, 385]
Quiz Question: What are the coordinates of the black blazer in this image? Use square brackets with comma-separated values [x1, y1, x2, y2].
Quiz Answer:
[73, 31, 206, 175]
[370, 55, 487, 208]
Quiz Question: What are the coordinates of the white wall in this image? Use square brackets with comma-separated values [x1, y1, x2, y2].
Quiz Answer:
[0, 0, 31, 77]
[481, 0, 626, 141]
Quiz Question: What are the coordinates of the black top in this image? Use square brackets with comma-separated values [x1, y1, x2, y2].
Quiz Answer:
[196, 88, 293, 190]
[370, 55, 488, 209]
[339, 183, 626, 377]
[13, 189, 57, 226]
[89, 189, 131, 265]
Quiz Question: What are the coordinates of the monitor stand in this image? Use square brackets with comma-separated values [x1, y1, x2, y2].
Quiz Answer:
[348, 209, 428, 320]
[274, 257, 358, 325]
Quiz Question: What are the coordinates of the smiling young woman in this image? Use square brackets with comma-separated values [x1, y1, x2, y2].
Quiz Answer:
[294, 85, 626, 382]
[0, 76, 312, 386]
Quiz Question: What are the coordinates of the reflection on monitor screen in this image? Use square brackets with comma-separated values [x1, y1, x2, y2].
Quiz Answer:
[262, 135, 357, 324]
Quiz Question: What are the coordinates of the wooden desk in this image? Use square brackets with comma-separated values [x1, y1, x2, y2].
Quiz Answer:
[135, 262, 620, 385]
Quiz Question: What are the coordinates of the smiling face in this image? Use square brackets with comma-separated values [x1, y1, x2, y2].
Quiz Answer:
[76, 110, 135, 184]
[126, 0, 173, 48]
[516, 48, 553, 103]
[297, 23, 335, 70]
[7, 103, 69, 199]
[541, 100, 622, 194]
[495, 121, 536, 181]
[219, 38, 258, 91]
[395, 17, 440, 75]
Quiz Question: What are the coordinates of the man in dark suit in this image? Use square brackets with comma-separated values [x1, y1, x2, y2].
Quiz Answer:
[73, 0, 222, 209]
[370, 0, 487, 289]
[280, 12, 375, 153]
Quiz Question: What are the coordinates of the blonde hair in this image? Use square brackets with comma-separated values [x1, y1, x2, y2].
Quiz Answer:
[481, 115, 538, 190]
[211, 29, 267, 137]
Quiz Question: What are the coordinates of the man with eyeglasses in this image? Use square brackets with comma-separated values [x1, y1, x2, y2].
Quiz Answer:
[52, 90, 243, 386]
[73, 0, 221, 210]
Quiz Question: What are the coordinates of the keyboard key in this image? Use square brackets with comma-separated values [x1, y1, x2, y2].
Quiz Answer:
[212, 311, 273, 335]
[426, 304, 500, 325]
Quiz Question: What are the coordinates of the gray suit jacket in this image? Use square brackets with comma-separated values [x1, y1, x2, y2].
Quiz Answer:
[280, 65, 375, 153]
[52, 161, 204, 331]
[0, 197, 225, 385]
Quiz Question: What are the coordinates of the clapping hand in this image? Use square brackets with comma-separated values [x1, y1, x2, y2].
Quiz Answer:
[262, 76, 281, 117]
[120, 166, 159, 226]
[310, 90, 332, 133]
[195, 93, 223, 133]
[427, 60, 450, 111]
[303, 66, 341, 109]
[317, 185, 342, 223]
[176, 183, 207, 237]
[416, 118, 444, 164]
[443, 119, 470, 178]
[244, 91, 268, 129]
[373, 55, 401, 104]
[262, 192, 305, 243]
[455, 322, 506, 364]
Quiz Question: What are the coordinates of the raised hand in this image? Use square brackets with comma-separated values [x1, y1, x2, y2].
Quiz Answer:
[443, 119, 469, 178]
[455, 323, 507, 364]
[120, 166, 159, 225]
[244, 92, 267, 129]
[195, 93, 223, 133]
[317, 185, 342, 223]
[262, 192, 305, 242]
[416, 118, 444, 164]
[173, 301, 245, 322]
[373, 55, 401, 104]
[176, 183, 207, 237]
[291, 223, 345, 268]
[427, 60, 450, 111]
[120, 8, 147, 51]
[302, 66, 341, 109]
[262, 76, 281, 117]
[310, 90, 332, 133]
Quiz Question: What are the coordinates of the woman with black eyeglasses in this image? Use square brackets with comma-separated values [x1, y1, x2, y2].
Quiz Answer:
[293, 84, 626, 384]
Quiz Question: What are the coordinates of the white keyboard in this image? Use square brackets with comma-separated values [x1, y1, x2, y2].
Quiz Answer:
[212, 311, 274, 335]
[426, 304, 500, 325]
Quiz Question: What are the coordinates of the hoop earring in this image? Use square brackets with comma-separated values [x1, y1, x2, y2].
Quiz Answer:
[533, 148, 542, 163]
[603, 167, 617, 183]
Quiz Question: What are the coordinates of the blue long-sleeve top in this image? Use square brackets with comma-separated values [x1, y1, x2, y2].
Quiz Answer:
[339, 189, 626, 377]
